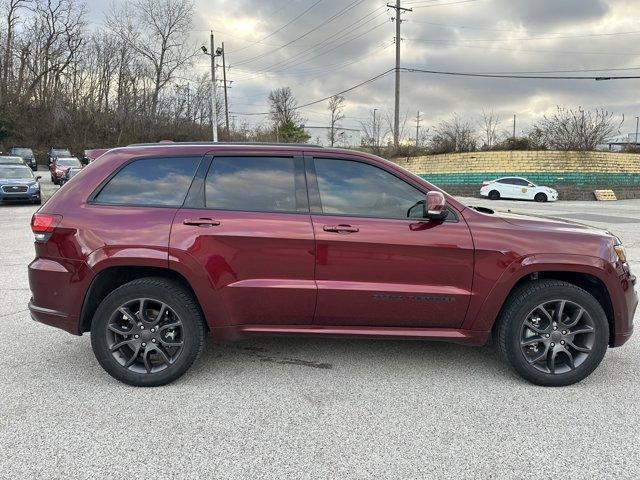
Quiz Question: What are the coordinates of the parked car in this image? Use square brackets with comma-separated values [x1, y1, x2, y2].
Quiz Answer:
[46, 148, 72, 166]
[480, 177, 558, 202]
[49, 156, 82, 185]
[28, 142, 636, 387]
[59, 165, 82, 186]
[0, 164, 41, 204]
[9, 147, 37, 171]
[0, 155, 29, 167]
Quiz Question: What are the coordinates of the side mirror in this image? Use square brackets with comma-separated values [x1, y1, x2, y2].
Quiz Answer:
[426, 191, 448, 221]
[36, 176, 42, 180]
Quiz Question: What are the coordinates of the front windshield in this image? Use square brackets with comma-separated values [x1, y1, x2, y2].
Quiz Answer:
[12, 148, 33, 156]
[57, 157, 81, 167]
[52, 149, 71, 156]
[0, 166, 34, 180]
[0, 156, 24, 165]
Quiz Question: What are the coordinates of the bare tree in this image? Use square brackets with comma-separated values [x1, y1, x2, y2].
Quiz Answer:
[1, 0, 30, 102]
[327, 94, 344, 147]
[268, 86, 302, 127]
[359, 108, 382, 154]
[478, 109, 501, 150]
[106, 0, 196, 117]
[530, 106, 621, 150]
[429, 114, 477, 154]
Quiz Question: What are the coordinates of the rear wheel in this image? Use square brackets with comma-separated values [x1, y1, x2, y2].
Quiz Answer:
[90, 277, 205, 387]
[495, 280, 609, 386]
[488, 190, 500, 200]
[534, 192, 548, 202]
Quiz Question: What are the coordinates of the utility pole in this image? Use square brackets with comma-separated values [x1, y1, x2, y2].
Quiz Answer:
[388, 0, 412, 151]
[513, 114, 517, 139]
[415, 110, 422, 148]
[221, 42, 230, 138]
[209, 31, 218, 142]
[635, 116, 639, 144]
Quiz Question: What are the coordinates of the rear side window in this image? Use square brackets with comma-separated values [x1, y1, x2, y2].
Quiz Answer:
[205, 157, 299, 213]
[94, 157, 199, 206]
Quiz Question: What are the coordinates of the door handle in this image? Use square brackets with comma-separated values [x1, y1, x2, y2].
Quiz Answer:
[183, 218, 221, 227]
[323, 224, 359, 234]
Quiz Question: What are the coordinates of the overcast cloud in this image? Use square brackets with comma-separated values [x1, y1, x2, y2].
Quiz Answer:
[87, 0, 640, 138]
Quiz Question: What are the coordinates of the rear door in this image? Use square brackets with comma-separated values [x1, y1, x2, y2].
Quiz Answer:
[169, 152, 317, 327]
[307, 154, 474, 329]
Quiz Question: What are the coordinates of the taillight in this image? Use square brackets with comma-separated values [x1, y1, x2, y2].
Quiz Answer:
[31, 213, 62, 242]
[481, 181, 490, 187]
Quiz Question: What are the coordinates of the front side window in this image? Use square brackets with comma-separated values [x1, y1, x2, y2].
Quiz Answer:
[94, 157, 199, 206]
[205, 156, 299, 213]
[314, 158, 426, 219]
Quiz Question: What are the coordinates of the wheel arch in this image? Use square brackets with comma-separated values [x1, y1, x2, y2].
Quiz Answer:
[467, 254, 619, 344]
[79, 265, 207, 334]
[493, 271, 615, 345]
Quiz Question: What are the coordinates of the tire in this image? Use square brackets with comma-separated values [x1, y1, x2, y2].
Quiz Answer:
[495, 279, 609, 387]
[488, 190, 500, 200]
[90, 277, 205, 387]
[534, 192, 548, 203]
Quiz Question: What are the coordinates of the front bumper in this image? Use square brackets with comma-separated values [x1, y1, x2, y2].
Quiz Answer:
[612, 267, 637, 347]
[0, 190, 40, 203]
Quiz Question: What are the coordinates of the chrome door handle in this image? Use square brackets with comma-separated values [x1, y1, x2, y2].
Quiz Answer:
[323, 224, 359, 234]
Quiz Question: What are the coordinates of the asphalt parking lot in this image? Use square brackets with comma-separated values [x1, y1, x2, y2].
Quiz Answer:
[1, 173, 638, 479]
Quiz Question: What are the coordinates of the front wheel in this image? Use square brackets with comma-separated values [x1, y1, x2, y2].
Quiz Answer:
[495, 280, 609, 386]
[91, 277, 205, 387]
[534, 192, 548, 202]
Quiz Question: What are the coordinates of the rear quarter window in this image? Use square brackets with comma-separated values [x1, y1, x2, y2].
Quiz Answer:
[93, 156, 200, 207]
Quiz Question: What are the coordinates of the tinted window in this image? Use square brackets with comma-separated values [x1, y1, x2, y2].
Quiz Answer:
[95, 157, 199, 206]
[11, 148, 33, 156]
[497, 178, 517, 185]
[205, 157, 299, 213]
[314, 158, 425, 218]
[513, 178, 532, 186]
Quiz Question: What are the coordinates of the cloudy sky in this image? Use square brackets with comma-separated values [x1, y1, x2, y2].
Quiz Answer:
[88, 0, 640, 138]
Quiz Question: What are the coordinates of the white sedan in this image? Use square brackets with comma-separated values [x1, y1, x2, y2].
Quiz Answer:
[480, 177, 558, 202]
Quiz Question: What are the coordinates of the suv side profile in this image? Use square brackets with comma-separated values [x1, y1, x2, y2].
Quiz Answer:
[28, 144, 637, 387]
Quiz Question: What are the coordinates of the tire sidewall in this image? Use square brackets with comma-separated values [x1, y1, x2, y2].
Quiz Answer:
[91, 280, 204, 387]
[502, 283, 609, 387]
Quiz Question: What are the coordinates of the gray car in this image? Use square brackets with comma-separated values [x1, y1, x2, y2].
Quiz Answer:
[0, 164, 41, 204]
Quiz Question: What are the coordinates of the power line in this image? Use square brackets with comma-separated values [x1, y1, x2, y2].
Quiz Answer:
[230, 68, 396, 116]
[231, 6, 389, 77]
[407, 37, 640, 56]
[227, 0, 325, 54]
[410, 0, 482, 8]
[232, 0, 368, 66]
[401, 66, 640, 80]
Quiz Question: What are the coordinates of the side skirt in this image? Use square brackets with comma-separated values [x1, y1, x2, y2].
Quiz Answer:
[211, 325, 490, 346]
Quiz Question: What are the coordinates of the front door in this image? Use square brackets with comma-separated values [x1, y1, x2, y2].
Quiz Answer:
[308, 156, 474, 329]
[170, 153, 317, 327]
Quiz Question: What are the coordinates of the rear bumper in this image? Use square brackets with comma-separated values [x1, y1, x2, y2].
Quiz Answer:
[28, 301, 80, 335]
[28, 257, 93, 335]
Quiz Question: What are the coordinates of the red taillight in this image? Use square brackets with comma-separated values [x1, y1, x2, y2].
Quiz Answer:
[481, 181, 490, 187]
[31, 214, 62, 241]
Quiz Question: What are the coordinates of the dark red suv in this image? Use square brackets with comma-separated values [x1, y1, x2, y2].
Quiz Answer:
[28, 143, 637, 387]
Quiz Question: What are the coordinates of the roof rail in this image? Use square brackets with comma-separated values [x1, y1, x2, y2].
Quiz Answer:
[126, 141, 324, 148]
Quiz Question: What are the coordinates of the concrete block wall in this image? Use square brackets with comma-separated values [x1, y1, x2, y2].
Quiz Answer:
[392, 151, 640, 200]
